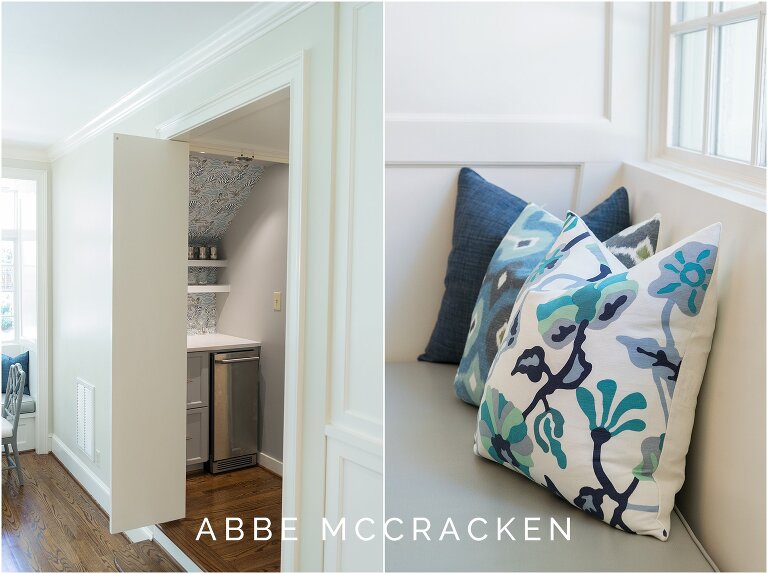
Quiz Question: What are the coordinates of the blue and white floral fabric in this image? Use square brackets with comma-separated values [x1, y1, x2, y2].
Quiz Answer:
[454, 205, 660, 406]
[474, 213, 720, 540]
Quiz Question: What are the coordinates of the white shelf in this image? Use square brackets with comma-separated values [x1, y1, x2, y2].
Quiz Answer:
[187, 285, 230, 293]
[187, 260, 227, 267]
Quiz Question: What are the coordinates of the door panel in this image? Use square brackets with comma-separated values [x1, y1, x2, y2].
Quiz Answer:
[110, 134, 188, 533]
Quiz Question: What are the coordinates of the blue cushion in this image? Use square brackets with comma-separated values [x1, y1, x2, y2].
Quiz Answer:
[419, 168, 630, 364]
[2, 351, 30, 395]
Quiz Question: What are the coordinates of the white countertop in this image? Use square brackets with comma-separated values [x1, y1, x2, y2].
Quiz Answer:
[187, 333, 261, 353]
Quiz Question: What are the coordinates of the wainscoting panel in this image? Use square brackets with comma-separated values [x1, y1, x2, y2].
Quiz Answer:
[385, 162, 624, 362]
[324, 5, 384, 572]
[384, 2, 650, 361]
[323, 428, 383, 572]
[386, 2, 610, 121]
[329, 2, 384, 437]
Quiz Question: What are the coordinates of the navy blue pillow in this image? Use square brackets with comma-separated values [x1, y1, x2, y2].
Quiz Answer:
[2, 351, 30, 395]
[419, 168, 630, 364]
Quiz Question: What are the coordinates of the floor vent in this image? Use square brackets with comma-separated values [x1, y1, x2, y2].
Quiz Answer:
[76, 378, 95, 462]
[211, 454, 257, 474]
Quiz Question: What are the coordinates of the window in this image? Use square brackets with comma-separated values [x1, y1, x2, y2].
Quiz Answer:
[1, 177, 37, 342]
[660, 2, 766, 184]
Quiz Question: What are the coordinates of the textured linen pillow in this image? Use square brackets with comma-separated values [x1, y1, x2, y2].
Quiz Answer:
[419, 167, 631, 364]
[455, 208, 661, 405]
[474, 213, 720, 540]
[2, 351, 30, 395]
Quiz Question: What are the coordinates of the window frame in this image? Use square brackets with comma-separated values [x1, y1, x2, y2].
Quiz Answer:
[1, 168, 44, 345]
[1, 236, 20, 343]
[650, 1, 766, 192]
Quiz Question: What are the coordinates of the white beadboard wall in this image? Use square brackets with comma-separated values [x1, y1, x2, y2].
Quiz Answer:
[385, 2, 651, 362]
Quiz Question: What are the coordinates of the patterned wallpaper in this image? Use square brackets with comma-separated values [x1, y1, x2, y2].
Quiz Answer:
[187, 293, 217, 335]
[187, 155, 266, 335]
[189, 155, 265, 240]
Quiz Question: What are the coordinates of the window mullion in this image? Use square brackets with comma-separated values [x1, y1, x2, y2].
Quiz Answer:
[750, 9, 766, 165]
[14, 192, 22, 344]
[672, 31, 683, 147]
[663, 2, 674, 151]
[702, 20, 715, 156]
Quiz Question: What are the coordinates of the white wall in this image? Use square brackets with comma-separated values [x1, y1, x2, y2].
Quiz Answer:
[218, 163, 288, 463]
[385, 2, 650, 361]
[623, 162, 766, 572]
[51, 136, 113, 486]
[387, 2, 607, 120]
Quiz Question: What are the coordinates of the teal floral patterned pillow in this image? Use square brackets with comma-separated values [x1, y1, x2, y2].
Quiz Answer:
[454, 206, 661, 406]
[475, 213, 720, 540]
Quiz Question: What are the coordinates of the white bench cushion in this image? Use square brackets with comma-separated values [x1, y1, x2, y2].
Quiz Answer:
[386, 362, 715, 571]
[1, 417, 12, 438]
[0, 393, 35, 414]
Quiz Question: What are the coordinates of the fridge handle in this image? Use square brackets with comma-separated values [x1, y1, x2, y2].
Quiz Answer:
[214, 357, 259, 364]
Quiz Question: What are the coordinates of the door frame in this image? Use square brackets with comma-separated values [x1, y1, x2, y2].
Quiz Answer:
[156, 51, 307, 571]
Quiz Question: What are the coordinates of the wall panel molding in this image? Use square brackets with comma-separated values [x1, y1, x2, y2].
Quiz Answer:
[323, 430, 383, 572]
[385, 161, 586, 211]
[386, 3, 614, 124]
[385, 120, 633, 165]
[329, 2, 384, 438]
[385, 3, 650, 166]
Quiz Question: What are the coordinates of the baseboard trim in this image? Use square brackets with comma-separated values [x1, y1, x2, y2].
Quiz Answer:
[150, 525, 202, 573]
[124, 526, 153, 543]
[258, 452, 283, 476]
[51, 434, 110, 513]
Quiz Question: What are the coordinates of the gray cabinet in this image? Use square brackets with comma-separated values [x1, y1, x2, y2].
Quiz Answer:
[186, 407, 209, 465]
[186, 352, 209, 409]
[186, 352, 210, 467]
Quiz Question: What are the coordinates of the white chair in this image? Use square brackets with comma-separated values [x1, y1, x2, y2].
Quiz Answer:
[2, 363, 26, 485]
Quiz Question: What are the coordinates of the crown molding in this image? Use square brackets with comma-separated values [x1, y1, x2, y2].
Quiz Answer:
[47, 2, 313, 161]
[2, 142, 51, 163]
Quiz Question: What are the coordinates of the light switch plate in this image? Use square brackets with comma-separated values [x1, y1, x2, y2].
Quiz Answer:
[273, 291, 282, 311]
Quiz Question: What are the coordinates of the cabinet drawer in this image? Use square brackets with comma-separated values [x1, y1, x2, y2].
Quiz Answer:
[186, 352, 209, 408]
[186, 406, 209, 466]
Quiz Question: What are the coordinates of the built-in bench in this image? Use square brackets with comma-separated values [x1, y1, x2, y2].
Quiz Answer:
[386, 160, 766, 569]
[385, 361, 716, 572]
[1, 393, 36, 415]
[3, 343, 37, 452]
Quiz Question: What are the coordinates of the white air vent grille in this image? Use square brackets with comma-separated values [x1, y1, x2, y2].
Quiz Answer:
[76, 378, 95, 462]
[211, 454, 257, 473]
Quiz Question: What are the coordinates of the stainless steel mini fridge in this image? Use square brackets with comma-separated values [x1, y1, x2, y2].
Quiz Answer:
[210, 348, 260, 473]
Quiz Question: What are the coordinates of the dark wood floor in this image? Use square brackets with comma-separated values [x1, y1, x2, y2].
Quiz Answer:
[1, 452, 182, 572]
[159, 466, 282, 572]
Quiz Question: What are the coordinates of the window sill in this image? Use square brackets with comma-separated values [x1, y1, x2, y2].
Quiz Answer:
[624, 159, 766, 213]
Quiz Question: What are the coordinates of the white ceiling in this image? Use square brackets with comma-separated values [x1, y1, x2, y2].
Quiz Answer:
[183, 87, 290, 160]
[2, 2, 254, 151]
